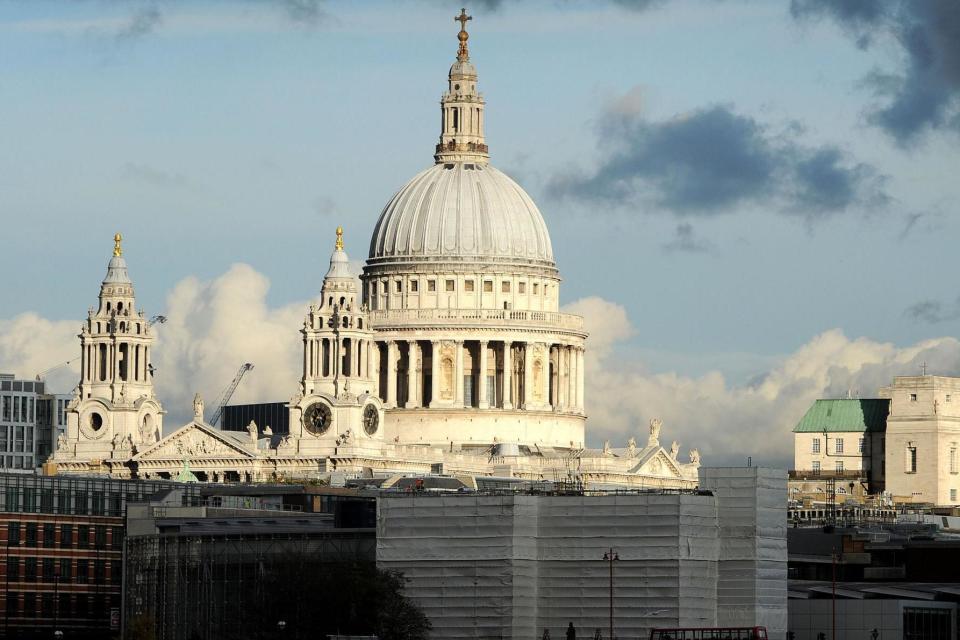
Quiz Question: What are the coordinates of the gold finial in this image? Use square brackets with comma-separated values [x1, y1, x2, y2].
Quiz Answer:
[335, 226, 344, 251]
[455, 8, 472, 61]
[113, 233, 123, 257]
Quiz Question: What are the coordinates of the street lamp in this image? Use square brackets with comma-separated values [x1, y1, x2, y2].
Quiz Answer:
[602, 549, 619, 640]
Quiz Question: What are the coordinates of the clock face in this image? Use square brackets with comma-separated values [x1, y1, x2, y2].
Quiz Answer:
[303, 402, 332, 436]
[362, 405, 379, 436]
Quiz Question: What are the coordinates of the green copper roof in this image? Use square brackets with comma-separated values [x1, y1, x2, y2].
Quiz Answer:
[176, 459, 199, 483]
[793, 399, 889, 433]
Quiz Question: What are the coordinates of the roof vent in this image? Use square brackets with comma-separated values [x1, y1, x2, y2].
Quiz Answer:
[464, 163, 475, 170]
[444, 163, 455, 170]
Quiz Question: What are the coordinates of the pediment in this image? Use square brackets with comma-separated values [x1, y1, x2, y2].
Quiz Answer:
[133, 421, 256, 461]
[631, 448, 684, 478]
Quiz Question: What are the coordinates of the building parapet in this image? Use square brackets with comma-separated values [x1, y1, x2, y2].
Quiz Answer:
[370, 307, 584, 331]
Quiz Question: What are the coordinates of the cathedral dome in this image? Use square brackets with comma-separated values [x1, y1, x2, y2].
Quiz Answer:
[367, 162, 555, 269]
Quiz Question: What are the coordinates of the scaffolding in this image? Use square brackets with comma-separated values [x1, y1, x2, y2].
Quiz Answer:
[124, 529, 375, 640]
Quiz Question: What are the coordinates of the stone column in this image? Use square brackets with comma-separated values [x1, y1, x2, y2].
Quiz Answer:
[477, 341, 489, 409]
[372, 342, 381, 397]
[386, 341, 397, 407]
[430, 341, 441, 408]
[502, 341, 513, 410]
[405, 341, 420, 409]
[454, 340, 465, 408]
[557, 346, 567, 410]
[523, 341, 533, 410]
[577, 347, 585, 413]
[568, 346, 577, 412]
[303, 338, 310, 379]
[542, 343, 552, 409]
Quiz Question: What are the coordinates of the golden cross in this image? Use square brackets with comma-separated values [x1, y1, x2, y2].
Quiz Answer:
[455, 8, 472, 32]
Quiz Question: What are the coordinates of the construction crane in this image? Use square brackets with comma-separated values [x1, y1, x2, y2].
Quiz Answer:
[209, 363, 254, 427]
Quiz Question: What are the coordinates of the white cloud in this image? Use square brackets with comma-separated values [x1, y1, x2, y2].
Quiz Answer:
[564, 297, 960, 468]
[4, 265, 960, 469]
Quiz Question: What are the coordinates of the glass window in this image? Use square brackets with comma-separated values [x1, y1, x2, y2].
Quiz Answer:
[8, 521, 20, 546]
[811, 438, 820, 454]
[25, 522, 37, 547]
[464, 280, 474, 292]
[951, 447, 958, 474]
[381, 281, 388, 294]
[111, 526, 124, 551]
[910, 393, 918, 402]
[5, 592, 17, 616]
[60, 523, 72, 548]
[41, 592, 53, 618]
[501, 281, 511, 293]
[74, 491, 87, 515]
[812, 461, 820, 473]
[907, 446, 918, 473]
[858, 437, 865, 454]
[445, 279, 455, 292]
[92, 491, 105, 515]
[111, 560, 122, 585]
[533, 283, 539, 294]
[428, 279, 436, 292]
[23, 592, 35, 618]
[6, 557, 19, 582]
[835, 438, 844, 454]
[24, 557, 36, 582]
[42, 557, 54, 581]
[77, 525, 89, 549]
[394, 280, 402, 293]
[76, 559, 88, 584]
[519, 282, 526, 294]
[59, 558, 71, 581]
[42, 523, 55, 548]
[40, 489, 53, 514]
[483, 280, 493, 293]
[94, 525, 107, 550]
[836, 461, 844, 472]
[94, 559, 106, 584]
[952, 489, 957, 502]
[410, 280, 418, 293]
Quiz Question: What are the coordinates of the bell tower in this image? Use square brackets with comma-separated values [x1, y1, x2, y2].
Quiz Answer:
[434, 8, 489, 165]
[57, 233, 164, 469]
[288, 228, 383, 455]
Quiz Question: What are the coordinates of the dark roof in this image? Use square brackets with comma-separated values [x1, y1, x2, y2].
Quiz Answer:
[793, 399, 889, 433]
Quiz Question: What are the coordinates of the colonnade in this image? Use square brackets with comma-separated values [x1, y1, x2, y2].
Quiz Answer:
[375, 339, 584, 413]
[303, 337, 376, 382]
[81, 341, 150, 386]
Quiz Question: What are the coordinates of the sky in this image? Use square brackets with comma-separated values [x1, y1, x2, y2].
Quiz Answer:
[1, 0, 959, 468]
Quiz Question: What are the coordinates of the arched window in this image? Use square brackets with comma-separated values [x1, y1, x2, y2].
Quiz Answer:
[357, 319, 363, 329]
[106, 302, 112, 312]
[340, 296, 346, 307]
[342, 316, 349, 328]
[117, 302, 123, 313]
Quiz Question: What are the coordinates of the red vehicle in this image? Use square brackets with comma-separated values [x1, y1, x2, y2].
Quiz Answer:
[649, 628, 768, 640]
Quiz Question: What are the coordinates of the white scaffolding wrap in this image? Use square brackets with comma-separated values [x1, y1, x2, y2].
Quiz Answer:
[700, 468, 789, 640]
[377, 469, 787, 640]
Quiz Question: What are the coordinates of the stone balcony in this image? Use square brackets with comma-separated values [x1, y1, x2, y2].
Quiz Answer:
[369, 307, 585, 333]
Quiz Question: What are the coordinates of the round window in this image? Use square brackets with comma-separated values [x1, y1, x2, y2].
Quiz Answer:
[454, 83, 460, 90]
[89, 412, 104, 431]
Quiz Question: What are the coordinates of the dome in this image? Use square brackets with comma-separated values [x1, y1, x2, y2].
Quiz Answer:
[367, 162, 555, 268]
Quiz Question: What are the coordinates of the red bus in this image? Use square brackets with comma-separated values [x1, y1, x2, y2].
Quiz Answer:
[649, 628, 768, 640]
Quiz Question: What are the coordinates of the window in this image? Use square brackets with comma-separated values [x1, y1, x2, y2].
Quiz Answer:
[25, 523, 37, 547]
[811, 438, 820, 454]
[410, 280, 418, 293]
[952, 489, 957, 502]
[483, 280, 493, 293]
[812, 461, 820, 473]
[464, 280, 475, 292]
[23, 592, 35, 618]
[835, 461, 844, 472]
[907, 446, 918, 473]
[910, 393, 918, 402]
[94, 559, 106, 584]
[94, 525, 106, 550]
[111, 526, 124, 551]
[76, 559, 88, 584]
[837, 486, 846, 494]
[394, 280, 402, 293]
[60, 524, 72, 548]
[92, 491, 105, 515]
[835, 438, 844, 454]
[858, 437, 865, 454]
[59, 558, 71, 581]
[502, 281, 511, 293]
[380, 281, 388, 294]
[952, 447, 958, 474]
[42, 558, 54, 581]
[24, 557, 36, 582]
[77, 525, 89, 549]
[6, 557, 19, 582]
[8, 521, 20, 546]
[42, 523, 55, 548]
[533, 283, 539, 294]
[428, 280, 436, 292]
[111, 560, 122, 585]
[445, 279, 455, 292]
[5, 592, 17, 616]
[519, 282, 526, 294]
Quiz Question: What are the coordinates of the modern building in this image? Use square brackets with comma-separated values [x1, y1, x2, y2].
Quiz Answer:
[0, 374, 70, 471]
[792, 374, 960, 507]
[0, 472, 195, 639]
[377, 467, 787, 640]
[51, 12, 703, 491]
[123, 485, 376, 640]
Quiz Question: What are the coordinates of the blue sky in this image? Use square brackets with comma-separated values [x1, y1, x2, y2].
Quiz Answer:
[2, 0, 959, 466]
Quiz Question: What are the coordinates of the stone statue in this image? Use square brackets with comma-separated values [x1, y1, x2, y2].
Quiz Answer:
[247, 421, 258, 441]
[57, 432, 67, 452]
[627, 437, 637, 457]
[670, 441, 679, 459]
[602, 440, 611, 455]
[689, 449, 701, 466]
[193, 393, 204, 420]
[67, 386, 80, 411]
[264, 425, 273, 436]
[648, 417, 662, 447]
[119, 383, 128, 404]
